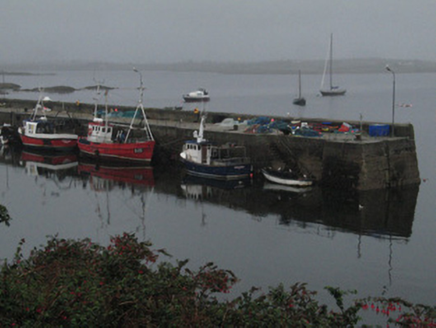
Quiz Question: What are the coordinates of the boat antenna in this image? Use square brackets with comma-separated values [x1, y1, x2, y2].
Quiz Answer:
[196, 115, 206, 143]
[33, 88, 52, 121]
[126, 67, 154, 142]
[103, 90, 110, 141]
[92, 78, 104, 118]
[133, 67, 144, 105]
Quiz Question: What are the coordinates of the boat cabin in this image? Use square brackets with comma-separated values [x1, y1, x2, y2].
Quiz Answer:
[87, 118, 117, 143]
[182, 140, 248, 166]
[23, 118, 56, 135]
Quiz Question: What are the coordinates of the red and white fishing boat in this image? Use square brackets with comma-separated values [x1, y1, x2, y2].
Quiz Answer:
[77, 69, 155, 163]
[18, 95, 78, 151]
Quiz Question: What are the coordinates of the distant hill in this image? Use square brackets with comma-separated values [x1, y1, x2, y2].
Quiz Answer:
[2, 58, 436, 75]
[139, 58, 436, 74]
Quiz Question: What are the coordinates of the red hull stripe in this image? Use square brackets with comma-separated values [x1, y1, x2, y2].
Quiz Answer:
[20, 135, 77, 149]
[78, 139, 155, 162]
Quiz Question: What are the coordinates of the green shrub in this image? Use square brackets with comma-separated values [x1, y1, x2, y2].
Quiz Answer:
[0, 233, 434, 327]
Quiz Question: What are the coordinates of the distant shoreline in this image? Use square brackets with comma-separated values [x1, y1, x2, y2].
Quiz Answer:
[2, 58, 436, 75]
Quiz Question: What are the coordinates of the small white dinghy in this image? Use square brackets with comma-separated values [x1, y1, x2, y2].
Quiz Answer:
[261, 168, 313, 187]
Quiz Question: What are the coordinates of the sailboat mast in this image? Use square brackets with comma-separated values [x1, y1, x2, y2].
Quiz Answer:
[329, 33, 333, 90]
[298, 70, 302, 98]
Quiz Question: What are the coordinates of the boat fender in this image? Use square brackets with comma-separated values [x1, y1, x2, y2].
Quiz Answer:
[88, 126, 92, 136]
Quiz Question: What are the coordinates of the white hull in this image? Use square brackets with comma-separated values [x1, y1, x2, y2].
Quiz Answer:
[183, 88, 210, 102]
[263, 182, 313, 193]
[262, 169, 313, 187]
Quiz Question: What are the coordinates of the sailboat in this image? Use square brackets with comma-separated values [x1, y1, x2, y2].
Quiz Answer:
[320, 34, 346, 96]
[293, 70, 306, 106]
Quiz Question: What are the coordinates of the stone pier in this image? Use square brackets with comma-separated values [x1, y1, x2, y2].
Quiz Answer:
[0, 98, 420, 190]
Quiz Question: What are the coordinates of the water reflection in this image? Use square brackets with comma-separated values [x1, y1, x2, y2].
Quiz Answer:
[181, 174, 252, 201]
[20, 150, 78, 178]
[0, 145, 419, 241]
[77, 159, 155, 190]
[177, 172, 419, 240]
[266, 186, 418, 239]
[75, 159, 155, 236]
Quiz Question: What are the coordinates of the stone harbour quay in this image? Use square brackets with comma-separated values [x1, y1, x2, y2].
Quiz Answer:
[0, 98, 420, 191]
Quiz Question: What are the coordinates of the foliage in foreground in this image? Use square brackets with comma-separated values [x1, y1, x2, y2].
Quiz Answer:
[0, 234, 435, 327]
[0, 205, 11, 227]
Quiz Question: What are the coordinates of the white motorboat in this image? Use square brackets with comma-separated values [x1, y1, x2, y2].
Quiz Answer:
[183, 88, 210, 102]
[261, 168, 313, 187]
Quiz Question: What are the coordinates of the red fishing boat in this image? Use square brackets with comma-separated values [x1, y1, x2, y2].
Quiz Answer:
[77, 69, 155, 163]
[18, 94, 78, 151]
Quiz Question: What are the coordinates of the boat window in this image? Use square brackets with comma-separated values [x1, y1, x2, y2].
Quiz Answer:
[27, 124, 36, 134]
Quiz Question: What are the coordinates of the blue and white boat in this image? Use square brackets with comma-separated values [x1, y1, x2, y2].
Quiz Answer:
[180, 115, 253, 180]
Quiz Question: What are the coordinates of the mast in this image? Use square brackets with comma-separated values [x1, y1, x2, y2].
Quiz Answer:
[320, 37, 330, 90]
[298, 70, 302, 98]
[128, 67, 154, 143]
[92, 81, 102, 118]
[329, 33, 333, 90]
[103, 90, 110, 142]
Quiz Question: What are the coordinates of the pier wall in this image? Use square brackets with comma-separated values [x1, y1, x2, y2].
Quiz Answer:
[150, 124, 420, 190]
[0, 99, 421, 190]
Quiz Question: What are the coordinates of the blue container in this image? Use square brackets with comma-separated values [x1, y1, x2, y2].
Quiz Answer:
[369, 124, 390, 136]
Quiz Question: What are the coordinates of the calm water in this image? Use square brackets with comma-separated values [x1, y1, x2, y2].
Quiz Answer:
[1, 70, 435, 312]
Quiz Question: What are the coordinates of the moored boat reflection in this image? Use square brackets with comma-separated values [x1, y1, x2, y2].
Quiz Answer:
[255, 185, 419, 239]
[180, 173, 252, 202]
[178, 172, 418, 239]
[77, 159, 155, 191]
[20, 150, 78, 177]
[0, 147, 419, 240]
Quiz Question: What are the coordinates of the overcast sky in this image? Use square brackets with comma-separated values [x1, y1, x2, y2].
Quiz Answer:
[1, 0, 435, 64]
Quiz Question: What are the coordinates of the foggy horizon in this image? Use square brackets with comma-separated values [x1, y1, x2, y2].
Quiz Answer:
[1, 1, 435, 65]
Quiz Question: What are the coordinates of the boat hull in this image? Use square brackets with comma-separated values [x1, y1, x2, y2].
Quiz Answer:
[183, 96, 210, 102]
[77, 138, 155, 163]
[293, 97, 306, 106]
[181, 158, 252, 180]
[262, 169, 313, 187]
[19, 133, 78, 151]
[320, 89, 346, 96]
